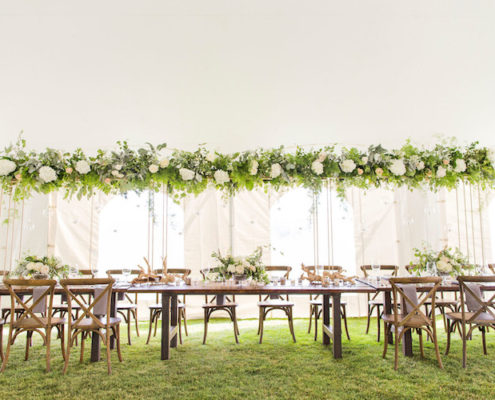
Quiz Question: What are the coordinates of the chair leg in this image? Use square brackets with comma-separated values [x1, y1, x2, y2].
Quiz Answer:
[127, 310, 132, 345]
[259, 308, 265, 344]
[461, 321, 468, 368]
[382, 323, 389, 359]
[182, 308, 188, 336]
[365, 304, 372, 334]
[288, 307, 296, 343]
[63, 332, 72, 374]
[418, 329, 424, 358]
[45, 327, 52, 372]
[1, 325, 13, 372]
[308, 304, 313, 334]
[116, 325, 123, 362]
[202, 309, 209, 345]
[153, 310, 159, 337]
[257, 307, 263, 335]
[146, 309, 154, 345]
[25, 331, 32, 361]
[178, 312, 183, 345]
[432, 325, 443, 369]
[106, 330, 112, 375]
[60, 325, 66, 362]
[341, 305, 351, 341]
[482, 326, 488, 355]
[232, 307, 239, 344]
[315, 309, 322, 341]
[133, 308, 140, 337]
[0, 324, 3, 362]
[394, 325, 399, 370]
[376, 305, 381, 342]
[445, 319, 452, 355]
[80, 332, 85, 363]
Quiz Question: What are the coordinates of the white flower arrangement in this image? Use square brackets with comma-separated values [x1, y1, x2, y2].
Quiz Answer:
[0, 159, 16, 176]
[311, 160, 324, 175]
[13, 255, 71, 279]
[249, 160, 259, 175]
[39, 166, 57, 183]
[75, 160, 91, 175]
[454, 159, 466, 173]
[340, 159, 356, 173]
[318, 152, 328, 162]
[436, 166, 447, 178]
[214, 170, 230, 185]
[206, 152, 216, 162]
[270, 163, 282, 178]
[389, 159, 406, 176]
[179, 168, 195, 181]
[411, 246, 473, 277]
[159, 158, 170, 168]
[148, 164, 159, 174]
[210, 247, 269, 283]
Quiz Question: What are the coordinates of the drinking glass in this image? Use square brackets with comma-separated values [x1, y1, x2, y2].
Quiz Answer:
[122, 267, 131, 282]
[426, 262, 436, 276]
[371, 264, 380, 281]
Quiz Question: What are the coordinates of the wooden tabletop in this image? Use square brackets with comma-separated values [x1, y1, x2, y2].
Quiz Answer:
[358, 278, 495, 291]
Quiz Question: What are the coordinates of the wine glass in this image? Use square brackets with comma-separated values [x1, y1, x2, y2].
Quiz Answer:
[371, 263, 380, 282]
[426, 262, 436, 277]
[122, 267, 131, 282]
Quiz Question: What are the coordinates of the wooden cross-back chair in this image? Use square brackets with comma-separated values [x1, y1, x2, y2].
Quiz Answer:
[305, 265, 351, 341]
[200, 267, 240, 344]
[382, 277, 443, 370]
[445, 275, 495, 368]
[106, 269, 141, 345]
[1, 279, 66, 373]
[53, 269, 94, 320]
[0, 270, 33, 322]
[257, 266, 296, 343]
[405, 264, 458, 332]
[488, 264, 495, 274]
[361, 265, 398, 341]
[146, 268, 191, 345]
[60, 278, 122, 375]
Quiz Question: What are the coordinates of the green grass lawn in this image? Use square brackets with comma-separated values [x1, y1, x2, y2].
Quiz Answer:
[0, 317, 494, 400]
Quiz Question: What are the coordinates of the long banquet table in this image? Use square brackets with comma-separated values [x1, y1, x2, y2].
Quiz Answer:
[126, 282, 376, 360]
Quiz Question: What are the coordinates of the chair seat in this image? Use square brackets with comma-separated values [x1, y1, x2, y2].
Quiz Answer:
[368, 299, 384, 306]
[446, 312, 495, 325]
[116, 304, 138, 310]
[258, 300, 294, 308]
[73, 316, 121, 330]
[310, 299, 347, 306]
[434, 299, 458, 307]
[13, 317, 65, 329]
[202, 302, 238, 308]
[381, 313, 430, 328]
[149, 303, 185, 310]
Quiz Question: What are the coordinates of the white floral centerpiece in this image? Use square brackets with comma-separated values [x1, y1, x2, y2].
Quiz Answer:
[12, 255, 72, 280]
[410, 246, 474, 277]
[210, 247, 270, 284]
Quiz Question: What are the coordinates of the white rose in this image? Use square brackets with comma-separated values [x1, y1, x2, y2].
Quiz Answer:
[111, 170, 124, 178]
[206, 152, 216, 162]
[374, 154, 382, 162]
[389, 159, 406, 176]
[26, 262, 37, 272]
[179, 168, 195, 181]
[487, 149, 495, 165]
[148, 164, 159, 174]
[114, 164, 123, 171]
[159, 158, 169, 168]
[227, 264, 236, 273]
[416, 161, 425, 171]
[270, 163, 282, 178]
[361, 156, 368, 164]
[40, 264, 50, 274]
[214, 170, 230, 185]
[436, 166, 447, 178]
[311, 160, 324, 175]
[0, 159, 16, 176]
[318, 152, 328, 162]
[340, 159, 356, 173]
[195, 173, 203, 182]
[454, 159, 467, 173]
[75, 160, 90, 175]
[235, 264, 245, 274]
[249, 160, 259, 176]
[249, 265, 256, 272]
[436, 259, 453, 273]
[39, 166, 57, 183]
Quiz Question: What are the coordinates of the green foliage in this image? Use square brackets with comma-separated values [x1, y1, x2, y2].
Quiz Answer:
[410, 245, 475, 277]
[12, 255, 73, 279]
[1, 136, 494, 201]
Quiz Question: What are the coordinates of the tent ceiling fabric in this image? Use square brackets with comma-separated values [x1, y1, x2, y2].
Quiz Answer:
[1, 1, 495, 151]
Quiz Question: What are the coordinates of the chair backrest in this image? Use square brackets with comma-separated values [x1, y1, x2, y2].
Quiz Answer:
[389, 277, 441, 327]
[457, 276, 495, 323]
[405, 265, 416, 275]
[3, 278, 57, 328]
[60, 278, 115, 330]
[106, 269, 142, 276]
[154, 268, 191, 278]
[265, 266, 292, 279]
[488, 264, 495, 275]
[304, 265, 343, 273]
[78, 269, 95, 278]
[360, 265, 398, 277]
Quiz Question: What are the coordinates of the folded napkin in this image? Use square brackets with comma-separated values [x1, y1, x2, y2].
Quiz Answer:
[32, 287, 48, 314]
[93, 286, 109, 316]
[397, 284, 419, 314]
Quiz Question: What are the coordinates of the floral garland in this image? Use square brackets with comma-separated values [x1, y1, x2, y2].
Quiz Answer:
[0, 136, 494, 200]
